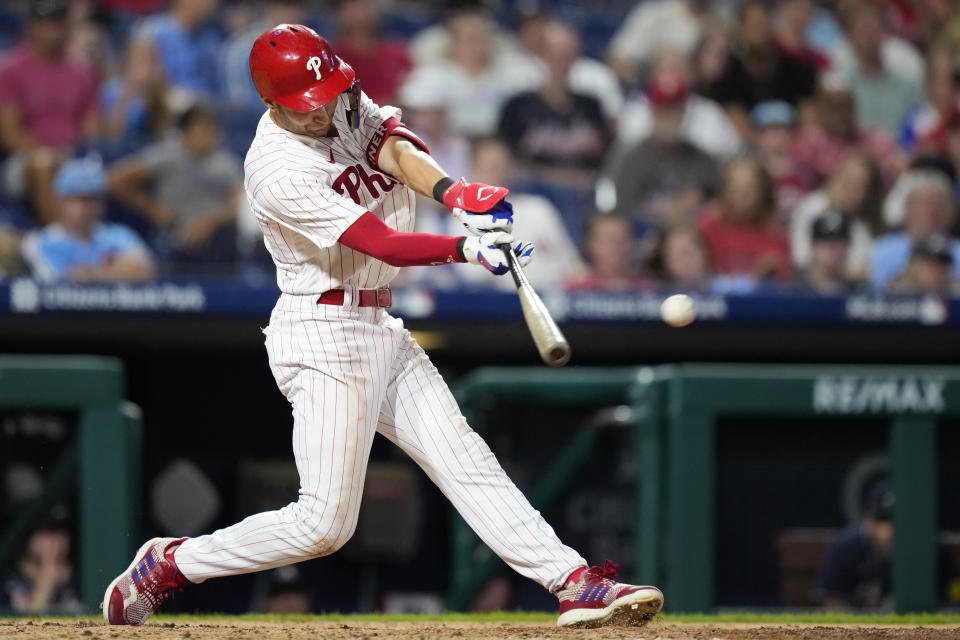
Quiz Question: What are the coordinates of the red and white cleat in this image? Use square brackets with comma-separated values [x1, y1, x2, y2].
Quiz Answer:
[101, 537, 188, 625]
[556, 560, 663, 628]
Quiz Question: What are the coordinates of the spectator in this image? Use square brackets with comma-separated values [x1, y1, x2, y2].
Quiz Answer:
[222, 0, 306, 112]
[400, 10, 537, 137]
[791, 152, 884, 280]
[795, 209, 857, 294]
[792, 73, 903, 186]
[834, 2, 924, 138]
[414, 137, 583, 291]
[900, 50, 958, 151]
[692, 26, 734, 94]
[566, 213, 650, 291]
[889, 233, 960, 295]
[706, 1, 818, 137]
[603, 71, 722, 229]
[497, 20, 610, 181]
[108, 104, 242, 274]
[698, 156, 793, 282]
[132, 0, 223, 99]
[831, 1, 925, 84]
[21, 157, 155, 283]
[101, 38, 178, 154]
[606, 0, 711, 85]
[616, 50, 742, 160]
[872, 170, 960, 290]
[652, 224, 713, 290]
[775, 0, 831, 70]
[750, 100, 815, 222]
[882, 156, 957, 229]
[332, 0, 412, 107]
[513, 10, 624, 122]
[0, 522, 81, 614]
[0, 0, 101, 224]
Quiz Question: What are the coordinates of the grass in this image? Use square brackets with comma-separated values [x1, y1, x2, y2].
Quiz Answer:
[5, 611, 960, 625]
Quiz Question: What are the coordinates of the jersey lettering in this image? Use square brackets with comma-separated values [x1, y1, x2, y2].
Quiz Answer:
[332, 163, 397, 205]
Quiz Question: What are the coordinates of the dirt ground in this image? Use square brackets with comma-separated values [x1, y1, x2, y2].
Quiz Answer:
[3, 620, 960, 640]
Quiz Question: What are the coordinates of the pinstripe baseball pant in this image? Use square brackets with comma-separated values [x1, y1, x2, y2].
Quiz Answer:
[175, 291, 586, 593]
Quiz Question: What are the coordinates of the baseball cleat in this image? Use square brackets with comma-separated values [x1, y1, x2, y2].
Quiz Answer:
[556, 560, 663, 628]
[101, 537, 188, 625]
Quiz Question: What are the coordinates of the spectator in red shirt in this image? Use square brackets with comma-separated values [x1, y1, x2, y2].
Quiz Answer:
[565, 213, 652, 291]
[698, 156, 793, 281]
[792, 72, 903, 187]
[0, 0, 100, 224]
[332, 0, 412, 107]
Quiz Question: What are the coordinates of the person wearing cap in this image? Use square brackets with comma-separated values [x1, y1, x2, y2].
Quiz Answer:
[614, 50, 742, 161]
[889, 233, 960, 295]
[872, 169, 960, 290]
[794, 209, 857, 294]
[20, 158, 155, 283]
[815, 483, 960, 610]
[750, 100, 814, 222]
[602, 70, 721, 229]
[790, 152, 884, 281]
[0, 0, 101, 224]
[791, 72, 902, 186]
[815, 483, 895, 609]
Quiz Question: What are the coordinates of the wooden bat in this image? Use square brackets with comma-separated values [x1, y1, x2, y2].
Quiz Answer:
[500, 245, 571, 367]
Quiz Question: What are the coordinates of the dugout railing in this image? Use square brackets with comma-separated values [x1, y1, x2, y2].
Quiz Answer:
[0, 356, 141, 613]
[452, 364, 956, 614]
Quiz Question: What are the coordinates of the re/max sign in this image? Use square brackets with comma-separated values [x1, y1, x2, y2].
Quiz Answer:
[813, 376, 946, 414]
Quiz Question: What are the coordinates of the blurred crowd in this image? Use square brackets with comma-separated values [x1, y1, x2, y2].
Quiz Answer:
[2, 0, 960, 295]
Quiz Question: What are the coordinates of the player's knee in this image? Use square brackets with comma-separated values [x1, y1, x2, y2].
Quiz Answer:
[292, 498, 357, 556]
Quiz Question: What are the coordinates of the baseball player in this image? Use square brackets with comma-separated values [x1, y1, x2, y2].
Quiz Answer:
[102, 25, 663, 628]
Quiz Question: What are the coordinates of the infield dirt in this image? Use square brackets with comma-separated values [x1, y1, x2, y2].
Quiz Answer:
[3, 619, 960, 640]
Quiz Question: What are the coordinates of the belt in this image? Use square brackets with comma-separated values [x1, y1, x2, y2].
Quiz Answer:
[317, 288, 392, 308]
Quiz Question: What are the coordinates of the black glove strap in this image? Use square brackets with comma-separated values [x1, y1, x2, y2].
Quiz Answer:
[455, 237, 466, 262]
[433, 176, 456, 204]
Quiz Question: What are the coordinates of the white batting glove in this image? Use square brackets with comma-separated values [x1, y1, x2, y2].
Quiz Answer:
[461, 232, 534, 276]
[451, 200, 515, 236]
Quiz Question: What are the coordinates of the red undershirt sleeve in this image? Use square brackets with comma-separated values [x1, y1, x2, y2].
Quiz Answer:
[339, 212, 467, 267]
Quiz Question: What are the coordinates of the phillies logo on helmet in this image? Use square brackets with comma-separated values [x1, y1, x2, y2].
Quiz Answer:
[306, 56, 324, 80]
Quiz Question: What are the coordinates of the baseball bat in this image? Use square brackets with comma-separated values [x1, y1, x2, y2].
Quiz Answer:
[500, 245, 571, 367]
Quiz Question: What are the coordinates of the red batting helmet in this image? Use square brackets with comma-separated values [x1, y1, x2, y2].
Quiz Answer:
[249, 24, 356, 112]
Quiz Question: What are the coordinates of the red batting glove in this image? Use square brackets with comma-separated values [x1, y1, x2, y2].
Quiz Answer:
[442, 178, 510, 214]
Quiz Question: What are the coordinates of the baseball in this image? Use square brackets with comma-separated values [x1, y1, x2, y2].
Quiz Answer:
[660, 294, 696, 327]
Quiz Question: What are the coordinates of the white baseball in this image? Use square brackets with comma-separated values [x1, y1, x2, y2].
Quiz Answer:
[660, 294, 696, 327]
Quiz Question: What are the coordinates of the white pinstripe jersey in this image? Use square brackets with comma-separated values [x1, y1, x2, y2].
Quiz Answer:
[244, 91, 426, 294]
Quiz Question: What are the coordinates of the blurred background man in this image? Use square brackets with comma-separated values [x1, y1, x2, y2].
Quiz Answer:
[21, 157, 155, 283]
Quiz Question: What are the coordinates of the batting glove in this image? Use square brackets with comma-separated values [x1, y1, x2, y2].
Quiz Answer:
[444, 179, 513, 236]
[460, 231, 534, 276]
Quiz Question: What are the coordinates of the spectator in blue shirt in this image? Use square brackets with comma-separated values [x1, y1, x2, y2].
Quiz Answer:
[21, 157, 156, 283]
[133, 0, 223, 99]
[872, 170, 960, 290]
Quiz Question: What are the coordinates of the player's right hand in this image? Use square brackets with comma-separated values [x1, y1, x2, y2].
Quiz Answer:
[460, 231, 534, 276]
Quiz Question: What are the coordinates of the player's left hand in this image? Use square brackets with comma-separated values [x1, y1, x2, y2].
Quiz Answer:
[443, 179, 513, 236]
[461, 231, 534, 276]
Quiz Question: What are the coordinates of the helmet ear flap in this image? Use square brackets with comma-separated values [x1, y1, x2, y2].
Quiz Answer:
[345, 80, 362, 129]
